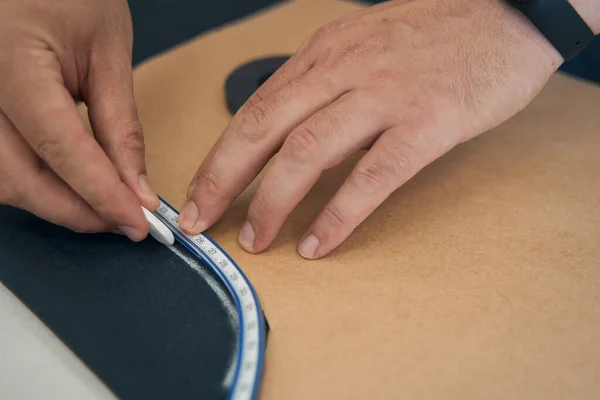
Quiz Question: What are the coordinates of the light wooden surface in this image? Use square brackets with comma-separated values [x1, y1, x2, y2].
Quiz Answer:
[1, 1, 599, 399]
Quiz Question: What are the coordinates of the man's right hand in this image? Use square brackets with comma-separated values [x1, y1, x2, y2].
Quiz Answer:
[0, 0, 158, 241]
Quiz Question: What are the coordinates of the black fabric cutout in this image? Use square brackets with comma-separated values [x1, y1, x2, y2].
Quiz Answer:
[225, 56, 291, 114]
[0, 205, 237, 400]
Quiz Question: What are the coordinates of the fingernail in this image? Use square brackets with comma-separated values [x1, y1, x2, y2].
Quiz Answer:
[179, 201, 199, 231]
[238, 221, 255, 251]
[298, 234, 319, 259]
[118, 225, 144, 242]
[139, 175, 159, 204]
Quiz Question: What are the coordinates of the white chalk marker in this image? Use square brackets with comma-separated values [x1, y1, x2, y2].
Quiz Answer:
[142, 206, 175, 246]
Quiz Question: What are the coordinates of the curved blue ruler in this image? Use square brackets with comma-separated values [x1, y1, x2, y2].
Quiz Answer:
[153, 197, 267, 400]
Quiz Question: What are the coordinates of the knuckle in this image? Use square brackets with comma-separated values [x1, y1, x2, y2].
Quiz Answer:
[311, 25, 333, 43]
[238, 94, 275, 143]
[315, 20, 345, 40]
[193, 170, 223, 199]
[247, 191, 280, 238]
[320, 205, 348, 229]
[248, 191, 275, 221]
[36, 138, 69, 170]
[319, 37, 372, 67]
[273, 72, 293, 89]
[244, 90, 267, 109]
[283, 126, 321, 163]
[335, 41, 370, 62]
[116, 119, 145, 153]
[352, 153, 411, 191]
[351, 163, 388, 191]
[296, 34, 316, 54]
[322, 76, 341, 98]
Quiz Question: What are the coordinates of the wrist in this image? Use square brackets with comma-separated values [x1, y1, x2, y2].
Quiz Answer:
[498, 0, 598, 64]
[492, 0, 564, 67]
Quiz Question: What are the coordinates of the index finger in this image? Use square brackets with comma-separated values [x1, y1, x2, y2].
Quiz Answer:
[0, 52, 148, 240]
[179, 64, 346, 234]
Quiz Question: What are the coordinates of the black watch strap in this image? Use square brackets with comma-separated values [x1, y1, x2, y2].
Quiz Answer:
[507, 0, 595, 61]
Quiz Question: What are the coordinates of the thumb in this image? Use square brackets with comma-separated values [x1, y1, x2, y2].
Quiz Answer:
[85, 48, 160, 210]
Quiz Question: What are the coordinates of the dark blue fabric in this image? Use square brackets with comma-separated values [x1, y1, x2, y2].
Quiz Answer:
[128, 0, 600, 84]
[129, 0, 281, 65]
[0, 206, 237, 400]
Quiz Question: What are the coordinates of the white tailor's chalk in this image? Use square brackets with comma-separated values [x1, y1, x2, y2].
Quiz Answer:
[142, 206, 175, 246]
